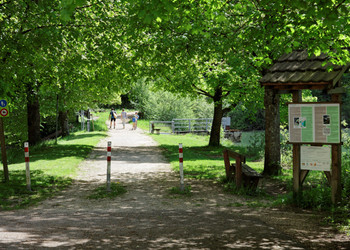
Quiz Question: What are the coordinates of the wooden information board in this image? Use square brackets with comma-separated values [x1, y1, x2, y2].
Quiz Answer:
[288, 103, 340, 143]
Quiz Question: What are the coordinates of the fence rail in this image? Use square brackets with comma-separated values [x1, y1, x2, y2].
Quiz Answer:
[150, 118, 214, 134]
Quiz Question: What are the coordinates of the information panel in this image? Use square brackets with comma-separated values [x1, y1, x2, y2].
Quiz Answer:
[288, 103, 340, 143]
[300, 146, 331, 171]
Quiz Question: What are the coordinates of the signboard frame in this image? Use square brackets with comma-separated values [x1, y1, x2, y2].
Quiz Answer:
[288, 103, 340, 144]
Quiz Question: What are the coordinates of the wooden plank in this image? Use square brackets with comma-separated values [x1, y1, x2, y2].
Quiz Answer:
[235, 157, 242, 188]
[223, 150, 232, 180]
[292, 90, 302, 198]
[331, 93, 342, 205]
[242, 164, 263, 177]
[226, 150, 246, 163]
[287, 142, 343, 146]
[300, 170, 309, 185]
[327, 87, 346, 94]
[293, 144, 301, 194]
[262, 81, 330, 87]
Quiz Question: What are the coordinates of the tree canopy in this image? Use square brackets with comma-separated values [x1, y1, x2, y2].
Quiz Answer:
[1, 0, 349, 147]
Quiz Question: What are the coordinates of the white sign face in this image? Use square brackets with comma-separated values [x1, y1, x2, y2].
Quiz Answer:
[300, 146, 331, 171]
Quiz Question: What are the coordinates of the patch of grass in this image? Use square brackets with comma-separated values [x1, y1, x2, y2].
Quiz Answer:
[0, 124, 107, 210]
[141, 131, 261, 181]
[91, 111, 110, 131]
[0, 170, 72, 210]
[169, 185, 192, 196]
[5, 130, 106, 178]
[222, 179, 268, 198]
[87, 182, 127, 199]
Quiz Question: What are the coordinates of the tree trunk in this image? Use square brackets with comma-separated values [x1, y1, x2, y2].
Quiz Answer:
[59, 110, 70, 137]
[27, 92, 41, 145]
[209, 87, 223, 147]
[263, 88, 281, 175]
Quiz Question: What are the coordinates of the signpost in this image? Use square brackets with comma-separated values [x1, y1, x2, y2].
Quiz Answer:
[289, 100, 342, 204]
[0, 99, 9, 182]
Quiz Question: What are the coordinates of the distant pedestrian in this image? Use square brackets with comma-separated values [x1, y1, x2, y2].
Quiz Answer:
[132, 115, 136, 130]
[109, 108, 117, 129]
[121, 108, 127, 129]
[135, 112, 139, 129]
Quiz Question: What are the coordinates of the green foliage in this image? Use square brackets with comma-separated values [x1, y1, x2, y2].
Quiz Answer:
[91, 111, 109, 132]
[227, 105, 265, 131]
[129, 79, 213, 121]
[245, 131, 265, 160]
[280, 125, 293, 168]
[0, 170, 72, 210]
[87, 182, 127, 200]
[341, 125, 350, 206]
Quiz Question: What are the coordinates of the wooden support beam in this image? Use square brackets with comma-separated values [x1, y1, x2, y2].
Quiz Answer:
[331, 93, 342, 205]
[324, 171, 332, 184]
[223, 150, 232, 181]
[300, 170, 309, 185]
[292, 90, 302, 199]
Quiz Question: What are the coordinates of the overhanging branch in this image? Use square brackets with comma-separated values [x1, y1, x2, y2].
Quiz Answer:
[192, 84, 214, 98]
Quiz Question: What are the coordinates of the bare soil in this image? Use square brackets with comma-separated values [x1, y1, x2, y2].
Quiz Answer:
[0, 120, 349, 249]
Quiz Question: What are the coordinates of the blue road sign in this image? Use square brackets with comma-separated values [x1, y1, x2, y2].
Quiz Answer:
[0, 100, 7, 108]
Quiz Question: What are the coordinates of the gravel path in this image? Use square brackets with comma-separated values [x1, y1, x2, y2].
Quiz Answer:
[0, 120, 349, 249]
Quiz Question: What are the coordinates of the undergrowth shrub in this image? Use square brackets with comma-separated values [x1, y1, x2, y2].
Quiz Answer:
[280, 125, 293, 168]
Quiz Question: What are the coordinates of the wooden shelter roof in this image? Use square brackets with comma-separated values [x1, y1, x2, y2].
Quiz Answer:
[260, 50, 350, 91]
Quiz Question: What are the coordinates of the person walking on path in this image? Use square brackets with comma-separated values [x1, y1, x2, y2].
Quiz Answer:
[109, 108, 117, 129]
[121, 108, 127, 129]
[132, 112, 139, 130]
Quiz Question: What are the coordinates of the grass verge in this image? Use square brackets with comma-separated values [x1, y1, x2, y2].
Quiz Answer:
[87, 182, 127, 199]
[0, 111, 109, 210]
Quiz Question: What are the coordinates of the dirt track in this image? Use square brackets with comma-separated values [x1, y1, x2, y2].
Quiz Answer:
[0, 120, 349, 249]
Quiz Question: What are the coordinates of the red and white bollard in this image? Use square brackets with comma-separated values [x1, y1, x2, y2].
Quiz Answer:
[24, 142, 31, 191]
[107, 141, 112, 192]
[179, 143, 184, 191]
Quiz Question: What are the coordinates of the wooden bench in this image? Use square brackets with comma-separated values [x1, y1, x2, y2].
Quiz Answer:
[151, 123, 161, 134]
[223, 149, 263, 190]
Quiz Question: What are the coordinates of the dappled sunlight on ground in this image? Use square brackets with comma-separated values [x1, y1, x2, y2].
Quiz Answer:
[0, 120, 349, 249]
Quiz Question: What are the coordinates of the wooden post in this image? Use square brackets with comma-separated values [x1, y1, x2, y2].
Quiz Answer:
[0, 118, 9, 182]
[107, 141, 112, 192]
[331, 94, 342, 204]
[235, 156, 242, 188]
[24, 142, 31, 191]
[179, 143, 184, 191]
[292, 90, 302, 200]
[223, 150, 232, 180]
